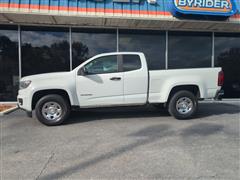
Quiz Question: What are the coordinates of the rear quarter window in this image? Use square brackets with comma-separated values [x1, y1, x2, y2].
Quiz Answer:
[123, 55, 142, 72]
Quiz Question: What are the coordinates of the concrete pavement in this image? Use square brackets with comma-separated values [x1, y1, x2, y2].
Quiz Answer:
[1, 100, 240, 179]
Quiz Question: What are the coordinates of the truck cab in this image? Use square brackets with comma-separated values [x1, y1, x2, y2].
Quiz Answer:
[76, 52, 148, 107]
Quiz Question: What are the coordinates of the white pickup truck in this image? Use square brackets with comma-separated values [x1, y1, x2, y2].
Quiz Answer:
[18, 52, 224, 126]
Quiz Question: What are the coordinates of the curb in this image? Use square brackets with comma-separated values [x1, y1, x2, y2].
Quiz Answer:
[221, 98, 240, 102]
[203, 99, 240, 102]
[0, 106, 19, 116]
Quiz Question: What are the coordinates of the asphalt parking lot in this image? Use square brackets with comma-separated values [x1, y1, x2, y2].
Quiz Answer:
[1, 100, 240, 180]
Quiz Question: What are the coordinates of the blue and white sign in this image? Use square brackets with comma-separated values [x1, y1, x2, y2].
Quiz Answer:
[173, 0, 237, 16]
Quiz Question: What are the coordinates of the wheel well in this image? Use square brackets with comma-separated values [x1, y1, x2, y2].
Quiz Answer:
[32, 89, 71, 110]
[167, 85, 200, 103]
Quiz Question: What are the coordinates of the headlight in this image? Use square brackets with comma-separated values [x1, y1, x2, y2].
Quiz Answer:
[20, 80, 31, 89]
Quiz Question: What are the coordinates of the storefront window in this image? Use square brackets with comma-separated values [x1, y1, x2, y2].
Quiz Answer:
[215, 33, 240, 98]
[72, 29, 117, 69]
[0, 26, 19, 101]
[168, 31, 212, 69]
[119, 30, 166, 70]
[21, 27, 70, 76]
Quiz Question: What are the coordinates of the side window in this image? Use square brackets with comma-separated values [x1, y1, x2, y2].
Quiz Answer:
[85, 55, 118, 74]
[123, 55, 142, 72]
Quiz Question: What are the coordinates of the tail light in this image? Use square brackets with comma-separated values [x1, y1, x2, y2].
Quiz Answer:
[218, 70, 224, 86]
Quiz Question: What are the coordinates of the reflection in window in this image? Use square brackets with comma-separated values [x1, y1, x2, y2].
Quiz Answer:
[21, 27, 70, 76]
[0, 27, 19, 101]
[215, 33, 240, 98]
[168, 31, 212, 69]
[72, 29, 117, 69]
[119, 30, 165, 70]
[85, 55, 118, 74]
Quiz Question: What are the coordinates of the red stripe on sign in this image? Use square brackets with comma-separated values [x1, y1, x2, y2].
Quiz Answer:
[87, 8, 97, 12]
[19, 4, 29, 9]
[0, 3, 8, 8]
[96, 8, 105, 13]
[48, 5, 58, 11]
[9, 3, 19, 8]
[231, 14, 240, 18]
[78, 8, 87, 12]
[130, 10, 139, 15]
[68, 7, 78, 11]
[104, 9, 114, 13]
[30, 4, 39, 10]
[114, 9, 123, 13]
[39, 5, 49, 10]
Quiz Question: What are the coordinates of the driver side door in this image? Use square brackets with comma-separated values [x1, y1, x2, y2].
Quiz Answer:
[76, 55, 124, 107]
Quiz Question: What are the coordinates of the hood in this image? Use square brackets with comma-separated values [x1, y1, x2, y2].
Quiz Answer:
[21, 72, 72, 81]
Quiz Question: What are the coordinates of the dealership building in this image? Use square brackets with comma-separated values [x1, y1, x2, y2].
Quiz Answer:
[0, 0, 239, 102]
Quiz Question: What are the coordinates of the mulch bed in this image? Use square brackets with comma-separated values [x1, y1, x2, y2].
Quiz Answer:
[0, 105, 17, 112]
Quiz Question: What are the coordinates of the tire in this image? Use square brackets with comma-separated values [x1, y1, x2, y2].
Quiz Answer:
[35, 94, 70, 126]
[168, 90, 198, 120]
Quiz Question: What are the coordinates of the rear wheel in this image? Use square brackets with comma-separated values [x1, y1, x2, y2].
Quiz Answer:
[35, 94, 70, 126]
[168, 90, 198, 119]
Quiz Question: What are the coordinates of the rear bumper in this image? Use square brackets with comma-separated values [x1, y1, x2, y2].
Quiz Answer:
[214, 89, 224, 100]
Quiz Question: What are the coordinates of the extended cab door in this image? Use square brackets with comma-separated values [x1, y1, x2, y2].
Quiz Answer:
[76, 55, 124, 107]
[122, 54, 148, 104]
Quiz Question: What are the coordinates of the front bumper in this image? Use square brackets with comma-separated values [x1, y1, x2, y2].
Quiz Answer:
[17, 90, 32, 112]
[17, 103, 33, 117]
[214, 89, 224, 100]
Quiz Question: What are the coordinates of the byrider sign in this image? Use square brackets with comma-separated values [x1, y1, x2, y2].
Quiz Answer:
[173, 0, 237, 16]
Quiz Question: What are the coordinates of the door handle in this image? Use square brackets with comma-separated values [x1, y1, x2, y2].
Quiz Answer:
[110, 77, 121, 81]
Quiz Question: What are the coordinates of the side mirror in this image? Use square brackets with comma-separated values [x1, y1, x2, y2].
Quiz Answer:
[77, 67, 88, 76]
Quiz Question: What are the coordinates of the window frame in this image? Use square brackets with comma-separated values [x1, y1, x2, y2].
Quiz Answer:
[0, 27, 19, 101]
[71, 28, 117, 69]
[119, 29, 166, 71]
[168, 31, 212, 69]
[20, 26, 70, 76]
[214, 32, 240, 67]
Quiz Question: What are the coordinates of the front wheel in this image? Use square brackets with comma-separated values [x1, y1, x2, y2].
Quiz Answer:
[168, 90, 198, 120]
[35, 94, 70, 126]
